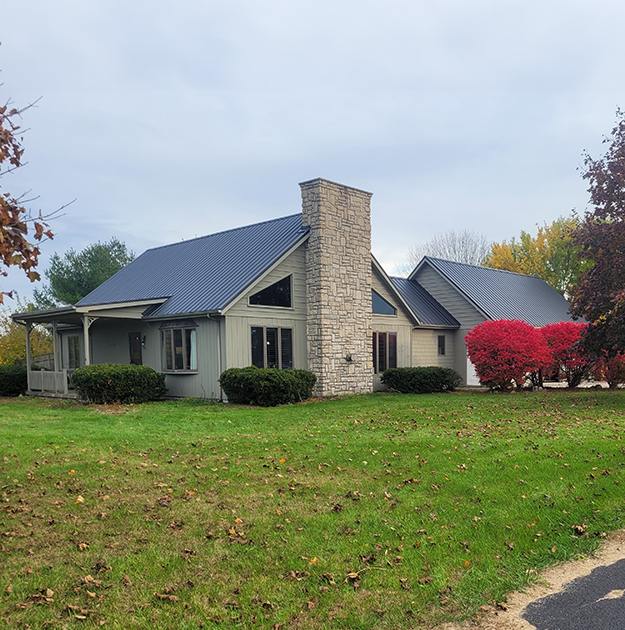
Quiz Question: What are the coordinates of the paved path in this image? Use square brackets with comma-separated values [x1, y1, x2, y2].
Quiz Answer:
[523, 559, 625, 630]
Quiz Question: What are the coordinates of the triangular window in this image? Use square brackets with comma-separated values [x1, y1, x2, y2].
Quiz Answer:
[372, 289, 396, 315]
[249, 275, 292, 308]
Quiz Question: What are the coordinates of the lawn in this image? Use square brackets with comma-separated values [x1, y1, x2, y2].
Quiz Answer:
[2, 391, 625, 629]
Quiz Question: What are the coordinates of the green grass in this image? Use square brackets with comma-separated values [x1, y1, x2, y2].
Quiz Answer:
[2, 391, 625, 628]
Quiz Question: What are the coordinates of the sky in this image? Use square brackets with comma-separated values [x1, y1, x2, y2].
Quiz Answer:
[2, 0, 624, 303]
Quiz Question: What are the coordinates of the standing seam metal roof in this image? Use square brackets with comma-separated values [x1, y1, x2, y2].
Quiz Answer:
[77, 214, 309, 318]
[421, 256, 574, 326]
[390, 277, 459, 327]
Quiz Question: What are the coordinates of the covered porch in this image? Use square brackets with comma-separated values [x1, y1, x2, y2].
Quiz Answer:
[12, 300, 166, 398]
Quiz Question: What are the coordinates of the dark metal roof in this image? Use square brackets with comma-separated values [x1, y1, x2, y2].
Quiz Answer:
[420, 256, 574, 326]
[390, 277, 459, 328]
[77, 214, 309, 318]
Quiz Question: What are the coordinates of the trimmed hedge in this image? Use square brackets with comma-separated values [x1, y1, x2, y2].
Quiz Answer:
[0, 365, 27, 396]
[381, 366, 461, 393]
[220, 367, 317, 406]
[71, 364, 166, 403]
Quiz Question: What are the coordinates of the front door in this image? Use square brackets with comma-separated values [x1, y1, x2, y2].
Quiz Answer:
[129, 332, 143, 365]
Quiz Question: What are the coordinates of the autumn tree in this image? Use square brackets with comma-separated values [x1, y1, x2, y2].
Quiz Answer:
[484, 217, 588, 296]
[0, 307, 51, 365]
[0, 99, 58, 303]
[33, 238, 134, 307]
[571, 110, 625, 357]
[465, 320, 552, 390]
[541, 322, 591, 388]
[408, 230, 491, 268]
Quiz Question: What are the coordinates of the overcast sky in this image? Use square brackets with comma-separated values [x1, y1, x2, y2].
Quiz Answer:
[2, 0, 624, 303]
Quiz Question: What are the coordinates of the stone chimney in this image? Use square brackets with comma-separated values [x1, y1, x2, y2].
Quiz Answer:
[300, 178, 373, 396]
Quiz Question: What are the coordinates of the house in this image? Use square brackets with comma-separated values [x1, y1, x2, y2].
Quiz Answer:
[12, 178, 573, 398]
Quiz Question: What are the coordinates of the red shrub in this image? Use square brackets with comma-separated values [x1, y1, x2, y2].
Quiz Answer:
[541, 322, 591, 388]
[592, 354, 625, 389]
[465, 320, 552, 390]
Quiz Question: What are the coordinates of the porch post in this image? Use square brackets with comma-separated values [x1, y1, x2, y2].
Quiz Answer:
[25, 323, 32, 391]
[52, 321, 60, 372]
[82, 315, 91, 366]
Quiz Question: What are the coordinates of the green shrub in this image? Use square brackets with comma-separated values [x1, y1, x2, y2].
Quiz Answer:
[71, 364, 166, 403]
[220, 367, 317, 406]
[0, 365, 27, 396]
[381, 366, 461, 394]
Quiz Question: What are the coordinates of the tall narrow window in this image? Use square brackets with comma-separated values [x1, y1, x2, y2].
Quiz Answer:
[249, 276, 292, 307]
[377, 331, 387, 373]
[68, 335, 81, 369]
[249, 326, 293, 369]
[280, 328, 293, 369]
[251, 327, 264, 368]
[266, 327, 279, 368]
[388, 333, 397, 369]
[437, 335, 446, 356]
[373, 331, 398, 373]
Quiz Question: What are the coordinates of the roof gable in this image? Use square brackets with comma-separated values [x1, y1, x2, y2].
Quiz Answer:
[411, 257, 573, 326]
[77, 214, 309, 318]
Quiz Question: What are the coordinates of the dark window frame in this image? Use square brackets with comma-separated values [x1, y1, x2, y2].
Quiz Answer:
[161, 325, 198, 373]
[250, 325, 294, 369]
[372, 331, 398, 374]
[437, 335, 446, 356]
[248, 275, 293, 309]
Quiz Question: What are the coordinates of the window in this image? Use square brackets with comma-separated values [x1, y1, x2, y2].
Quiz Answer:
[161, 324, 197, 372]
[68, 335, 81, 369]
[372, 290, 397, 316]
[250, 326, 293, 369]
[249, 276, 292, 308]
[372, 331, 397, 373]
[437, 335, 446, 356]
[129, 332, 143, 365]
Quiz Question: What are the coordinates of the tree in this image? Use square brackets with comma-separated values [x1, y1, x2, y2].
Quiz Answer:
[484, 217, 588, 296]
[541, 322, 590, 388]
[408, 230, 491, 268]
[465, 320, 552, 390]
[571, 110, 625, 357]
[592, 354, 625, 389]
[0, 308, 51, 365]
[1, 99, 58, 303]
[33, 238, 134, 307]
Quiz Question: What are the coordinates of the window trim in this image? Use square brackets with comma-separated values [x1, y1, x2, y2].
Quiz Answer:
[372, 289, 397, 317]
[250, 325, 294, 369]
[161, 325, 198, 374]
[247, 275, 294, 310]
[372, 331, 398, 374]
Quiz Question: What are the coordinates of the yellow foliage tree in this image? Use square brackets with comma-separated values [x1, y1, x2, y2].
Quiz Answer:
[484, 217, 589, 296]
[0, 310, 52, 365]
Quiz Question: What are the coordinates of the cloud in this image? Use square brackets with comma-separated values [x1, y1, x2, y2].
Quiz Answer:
[2, 0, 623, 297]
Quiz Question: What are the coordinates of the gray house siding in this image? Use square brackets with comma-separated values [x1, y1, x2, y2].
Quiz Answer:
[224, 244, 308, 370]
[412, 263, 486, 383]
[411, 329, 456, 370]
[65, 318, 222, 400]
[371, 270, 413, 389]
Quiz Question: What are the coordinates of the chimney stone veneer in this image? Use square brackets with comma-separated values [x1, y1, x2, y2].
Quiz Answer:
[300, 178, 373, 396]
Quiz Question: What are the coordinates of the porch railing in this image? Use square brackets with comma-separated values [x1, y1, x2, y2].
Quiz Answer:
[28, 369, 70, 396]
